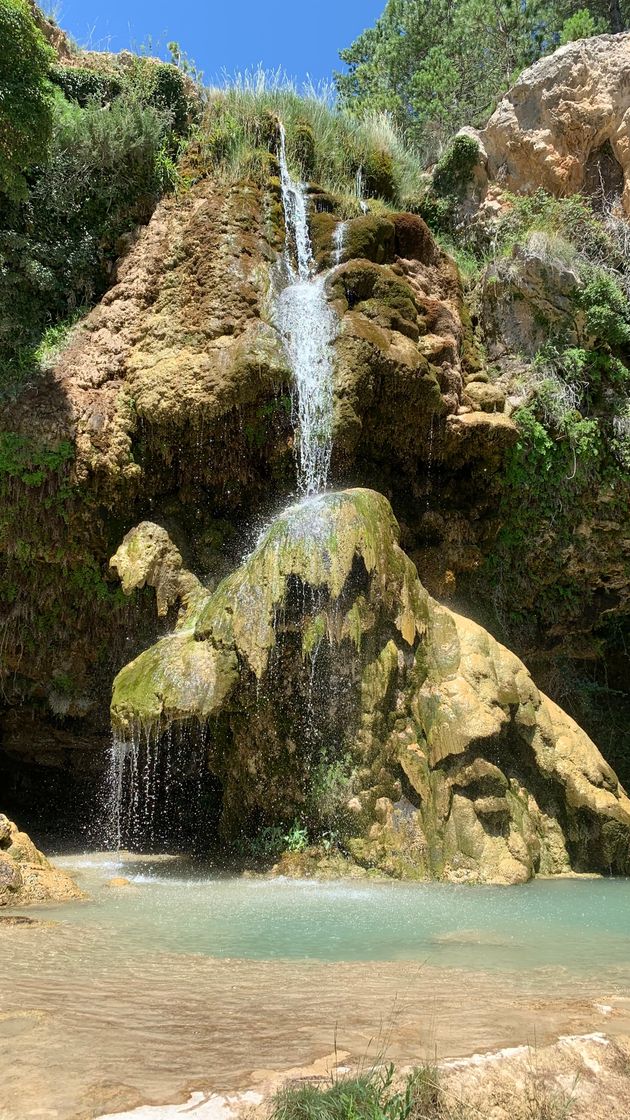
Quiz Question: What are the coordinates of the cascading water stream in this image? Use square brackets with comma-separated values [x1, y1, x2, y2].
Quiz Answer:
[275, 123, 337, 497]
[106, 123, 342, 849]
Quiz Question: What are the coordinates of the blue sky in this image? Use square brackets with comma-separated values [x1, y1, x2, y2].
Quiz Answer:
[49, 0, 385, 87]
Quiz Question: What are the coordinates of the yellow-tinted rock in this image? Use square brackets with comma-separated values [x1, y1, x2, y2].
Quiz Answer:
[0, 819, 84, 907]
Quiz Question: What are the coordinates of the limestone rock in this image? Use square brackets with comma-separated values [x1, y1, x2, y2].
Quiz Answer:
[481, 234, 582, 359]
[109, 522, 203, 618]
[110, 489, 630, 884]
[0, 819, 83, 907]
[480, 33, 630, 214]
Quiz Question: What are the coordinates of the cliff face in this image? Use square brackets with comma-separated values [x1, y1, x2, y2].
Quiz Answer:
[0, 167, 515, 821]
[1, 31, 629, 881]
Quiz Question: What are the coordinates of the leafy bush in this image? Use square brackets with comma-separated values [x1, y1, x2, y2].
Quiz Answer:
[432, 134, 479, 197]
[50, 64, 122, 107]
[560, 8, 605, 42]
[418, 133, 480, 234]
[0, 0, 54, 200]
[122, 57, 193, 136]
[576, 267, 630, 347]
[0, 88, 178, 397]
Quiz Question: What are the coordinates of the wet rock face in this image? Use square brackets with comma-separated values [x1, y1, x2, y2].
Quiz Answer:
[0, 173, 517, 800]
[110, 492, 630, 884]
[479, 33, 630, 214]
[0, 817, 83, 907]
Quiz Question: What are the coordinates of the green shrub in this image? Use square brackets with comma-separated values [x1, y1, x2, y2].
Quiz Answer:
[576, 268, 630, 348]
[560, 8, 605, 43]
[432, 133, 479, 197]
[50, 64, 122, 107]
[0, 0, 54, 200]
[418, 133, 479, 234]
[0, 89, 177, 397]
[123, 57, 193, 136]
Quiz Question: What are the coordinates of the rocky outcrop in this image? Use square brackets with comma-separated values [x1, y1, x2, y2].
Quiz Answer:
[479, 34, 630, 214]
[0, 814, 82, 906]
[481, 232, 583, 358]
[110, 491, 630, 884]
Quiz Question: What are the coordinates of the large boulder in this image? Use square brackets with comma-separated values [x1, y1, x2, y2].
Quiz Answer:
[480, 33, 630, 213]
[110, 491, 630, 884]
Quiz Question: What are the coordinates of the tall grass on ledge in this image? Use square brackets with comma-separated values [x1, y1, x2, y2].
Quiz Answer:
[183, 66, 424, 208]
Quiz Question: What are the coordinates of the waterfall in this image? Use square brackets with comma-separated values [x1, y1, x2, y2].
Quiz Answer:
[275, 124, 337, 497]
[105, 725, 210, 852]
[333, 221, 346, 266]
[105, 123, 342, 850]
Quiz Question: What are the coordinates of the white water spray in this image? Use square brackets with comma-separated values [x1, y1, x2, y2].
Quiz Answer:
[275, 124, 337, 497]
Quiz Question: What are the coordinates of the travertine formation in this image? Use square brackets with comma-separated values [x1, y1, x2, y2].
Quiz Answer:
[111, 491, 630, 884]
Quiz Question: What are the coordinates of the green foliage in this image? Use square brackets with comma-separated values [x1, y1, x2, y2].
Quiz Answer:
[272, 1064, 443, 1120]
[122, 57, 193, 135]
[0, 432, 74, 486]
[247, 819, 309, 859]
[560, 6, 605, 40]
[305, 755, 356, 836]
[0, 0, 54, 200]
[50, 64, 122, 107]
[576, 267, 630, 347]
[419, 133, 480, 233]
[432, 134, 479, 196]
[496, 190, 618, 264]
[0, 86, 178, 398]
[335, 0, 629, 158]
[186, 71, 422, 204]
[283, 821, 309, 852]
[167, 40, 204, 86]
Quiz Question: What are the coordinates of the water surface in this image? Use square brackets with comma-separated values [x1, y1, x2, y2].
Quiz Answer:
[1, 854, 629, 1120]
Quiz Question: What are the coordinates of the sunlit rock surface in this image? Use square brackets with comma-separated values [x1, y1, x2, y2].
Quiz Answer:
[0, 814, 83, 906]
[111, 490, 630, 884]
[479, 33, 630, 214]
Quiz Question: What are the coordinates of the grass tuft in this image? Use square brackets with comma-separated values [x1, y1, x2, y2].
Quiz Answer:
[183, 67, 424, 205]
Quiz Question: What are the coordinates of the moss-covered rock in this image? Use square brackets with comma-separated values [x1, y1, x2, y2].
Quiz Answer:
[110, 489, 630, 883]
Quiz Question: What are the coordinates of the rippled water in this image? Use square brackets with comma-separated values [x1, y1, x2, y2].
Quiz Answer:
[33, 856, 630, 970]
[2, 856, 630, 1120]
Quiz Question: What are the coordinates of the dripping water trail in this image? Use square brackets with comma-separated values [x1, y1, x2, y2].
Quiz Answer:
[104, 724, 213, 853]
[425, 413, 435, 511]
[333, 221, 346, 267]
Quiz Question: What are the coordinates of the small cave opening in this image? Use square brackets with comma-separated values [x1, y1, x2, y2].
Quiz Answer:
[583, 141, 625, 211]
